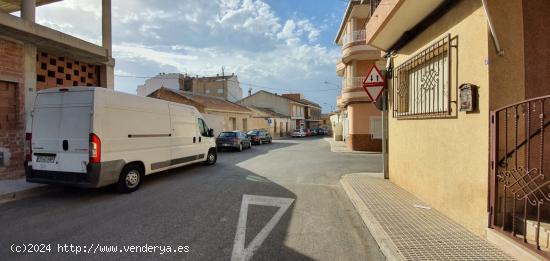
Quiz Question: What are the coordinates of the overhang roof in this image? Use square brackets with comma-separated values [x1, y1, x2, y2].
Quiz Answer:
[366, 0, 444, 51]
[0, 0, 61, 13]
[178, 91, 252, 114]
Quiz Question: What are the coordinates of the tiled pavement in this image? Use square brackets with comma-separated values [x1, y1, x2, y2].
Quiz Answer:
[341, 173, 515, 260]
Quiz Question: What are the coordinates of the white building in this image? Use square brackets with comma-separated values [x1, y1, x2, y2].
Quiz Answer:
[137, 73, 243, 102]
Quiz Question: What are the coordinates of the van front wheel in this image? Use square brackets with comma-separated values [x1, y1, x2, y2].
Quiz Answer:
[205, 149, 217, 165]
[117, 165, 142, 193]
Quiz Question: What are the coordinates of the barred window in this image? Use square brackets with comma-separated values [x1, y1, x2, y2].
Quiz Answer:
[392, 35, 451, 119]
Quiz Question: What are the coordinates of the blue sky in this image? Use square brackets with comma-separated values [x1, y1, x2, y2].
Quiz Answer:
[34, 0, 348, 112]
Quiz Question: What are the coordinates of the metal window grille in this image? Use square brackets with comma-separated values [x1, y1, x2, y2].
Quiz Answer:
[392, 35, 452, 119]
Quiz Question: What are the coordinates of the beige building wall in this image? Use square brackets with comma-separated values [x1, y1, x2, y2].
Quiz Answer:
[388, 0, 491, 236]
[206, 111, 251, 132]
[348, 103, 381, 151]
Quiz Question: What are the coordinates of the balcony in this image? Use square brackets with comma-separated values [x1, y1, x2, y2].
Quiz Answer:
[339, 77, 371, 106]
[365, 0, 445, 51]
[341, 29, 367, 46]
[340, 30, 381, 63]
[336, 59, 345, 76]
[341, 76, 364, 91]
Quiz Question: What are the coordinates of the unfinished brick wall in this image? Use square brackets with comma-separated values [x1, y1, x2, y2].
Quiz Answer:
[36, 52, 100, 90]
[0, 39, 25, 179]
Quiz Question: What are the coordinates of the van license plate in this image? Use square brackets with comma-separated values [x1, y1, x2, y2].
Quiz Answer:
[36, 155, 55, 163]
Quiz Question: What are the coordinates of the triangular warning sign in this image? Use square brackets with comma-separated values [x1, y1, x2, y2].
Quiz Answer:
[231, 195, 295, 261]
[363, 64, 385, 87]
[362, 64, 385, 102]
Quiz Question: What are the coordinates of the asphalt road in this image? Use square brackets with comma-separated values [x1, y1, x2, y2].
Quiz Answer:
[0, 137, 384, 261]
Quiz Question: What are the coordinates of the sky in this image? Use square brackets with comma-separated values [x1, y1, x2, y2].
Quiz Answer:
[32, 0, 349, 113]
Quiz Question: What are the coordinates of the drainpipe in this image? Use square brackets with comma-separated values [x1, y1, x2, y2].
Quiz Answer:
[481, 0, 504, 56]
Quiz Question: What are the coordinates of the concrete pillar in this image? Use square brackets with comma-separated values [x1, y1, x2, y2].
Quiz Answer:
[21, 1, 37, 131]
[101, 0, 114, 89]
[23, 44, 36, 132]
[21, 0, 36, 22]
[102, 0, 112, 55]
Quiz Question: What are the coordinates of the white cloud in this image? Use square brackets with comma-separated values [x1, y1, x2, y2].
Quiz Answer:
[34, 0, 342, 110]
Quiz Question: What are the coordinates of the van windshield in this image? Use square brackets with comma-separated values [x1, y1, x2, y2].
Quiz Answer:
[219, 132, 237, 138]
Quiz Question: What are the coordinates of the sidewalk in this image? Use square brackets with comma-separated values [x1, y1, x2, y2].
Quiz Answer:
[324, 138, 380, 154]
[341, 173, 514, 260]
[0, 178, 54, 203]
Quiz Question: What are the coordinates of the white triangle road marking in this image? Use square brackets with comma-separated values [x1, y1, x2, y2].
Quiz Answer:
[230, 195, 295, 261]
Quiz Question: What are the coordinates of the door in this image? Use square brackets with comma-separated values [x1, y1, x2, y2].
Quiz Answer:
[242, 118, 247, 132]
[196, 117, 212, 159]
[169, 104, 199, 167]
[32, 91, 92, 173]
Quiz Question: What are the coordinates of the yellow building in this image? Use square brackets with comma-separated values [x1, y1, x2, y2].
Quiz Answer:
[334, 0, 384, 152]
[366, 0, 550, 258]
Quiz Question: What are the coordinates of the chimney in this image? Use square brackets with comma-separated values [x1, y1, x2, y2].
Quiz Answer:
[248, 88, 252, 96]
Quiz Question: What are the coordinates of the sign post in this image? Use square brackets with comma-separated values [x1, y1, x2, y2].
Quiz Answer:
[363, 64, 388, 179]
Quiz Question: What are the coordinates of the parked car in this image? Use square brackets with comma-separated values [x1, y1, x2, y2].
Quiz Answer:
[216, 131, 251, 152]
[292, 129, 306, 137]
[25, 87, 217, 193]
[315, 128, 325, 136]
[311, 129, 319, 136]
[305, 129, 312, 136]
[247, 130, 272, 145]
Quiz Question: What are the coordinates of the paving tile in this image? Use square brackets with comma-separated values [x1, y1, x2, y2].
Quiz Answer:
[343, 174, 515, 260]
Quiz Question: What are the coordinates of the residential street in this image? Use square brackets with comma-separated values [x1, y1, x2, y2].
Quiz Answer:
[0, 137, 384, 261]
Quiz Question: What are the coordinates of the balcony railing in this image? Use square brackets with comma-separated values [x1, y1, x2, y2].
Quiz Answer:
[341, 30, 366, 46]
[341, 77, 364, 91]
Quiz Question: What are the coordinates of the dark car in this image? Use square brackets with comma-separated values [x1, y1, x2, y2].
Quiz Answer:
[216, 131, 251, 152]
[247, 130, 272, 145]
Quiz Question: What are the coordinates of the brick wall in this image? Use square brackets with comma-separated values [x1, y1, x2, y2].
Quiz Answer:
[0, 39, 25, 179]
[36, 52, 99, 90]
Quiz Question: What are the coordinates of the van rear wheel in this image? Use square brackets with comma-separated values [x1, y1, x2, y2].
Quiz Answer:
[117, 164, 142, 193]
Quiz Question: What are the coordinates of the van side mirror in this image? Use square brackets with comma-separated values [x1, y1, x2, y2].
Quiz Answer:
[208, 129, 215, 137]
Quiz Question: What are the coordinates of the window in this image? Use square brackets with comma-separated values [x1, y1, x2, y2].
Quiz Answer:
[242, 118, 247, 132]
[217, 88, 224, 94]
[369, 117, 382, 139]
[229, 117, 236, 130]
[198, 118, 209, 137]
[392, 35, 451, 119]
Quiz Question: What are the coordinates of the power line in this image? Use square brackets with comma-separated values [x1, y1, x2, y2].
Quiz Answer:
[115, 74, 341, 93]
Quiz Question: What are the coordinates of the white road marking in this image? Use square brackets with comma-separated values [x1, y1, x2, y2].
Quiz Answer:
[231, 195, 295, 261]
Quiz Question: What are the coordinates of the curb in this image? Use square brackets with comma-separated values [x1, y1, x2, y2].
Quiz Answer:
[325, 138, 381, 155]
[340, 174, 405, 261]
[0, 184, 58, 204]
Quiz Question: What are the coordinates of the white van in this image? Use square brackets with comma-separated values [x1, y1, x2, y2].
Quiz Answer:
[25, 87, 217, 192]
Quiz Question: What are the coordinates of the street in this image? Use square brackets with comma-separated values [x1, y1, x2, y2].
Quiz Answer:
[0, 137, 384, 261]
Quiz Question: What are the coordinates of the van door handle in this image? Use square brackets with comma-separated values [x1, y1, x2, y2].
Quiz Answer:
[193, 137, 196, 143]
[62, 140, 68, 151]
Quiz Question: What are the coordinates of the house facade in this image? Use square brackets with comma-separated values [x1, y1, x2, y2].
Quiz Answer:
[246, 106, 292, 138]
[137, 73, 243, 102]
[282, 93, 322, 130]
[367, 0, 550, 258]
[238, 90, 310, 132]
[334, 0, 384, 152]
[0, 0, 114, 179]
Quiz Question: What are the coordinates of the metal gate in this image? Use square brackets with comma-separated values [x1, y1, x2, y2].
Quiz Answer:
[490, 95, 550, 257]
